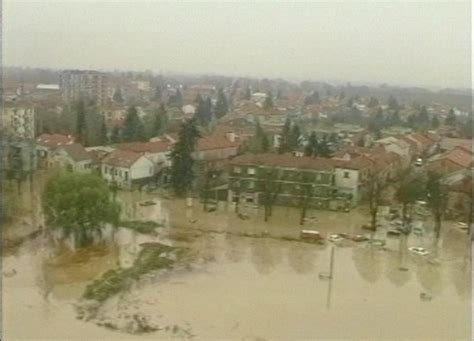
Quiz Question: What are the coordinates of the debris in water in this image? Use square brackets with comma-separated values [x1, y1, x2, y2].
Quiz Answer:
[420, 292, 432, 301]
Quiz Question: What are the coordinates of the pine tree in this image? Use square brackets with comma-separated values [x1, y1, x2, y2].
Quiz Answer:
[263, 91, 273, 111]
[111, 125, 121, 143]
[431, 115, 440, 129]
[75, 99, 87, 144]
[317, 136, 331, 158]
[214, 88, 229, 119]
[122, 106, 146, 142]
[113, 87, 123, 103]
[151, 104, 167, 137]
[169, 118, 201, 196]
[388, 95, 400, 111]
[304, 132, 319, 157]
[99, 116, 108, 145]
[445, 109, 456, 126]
[278, 118, 292, 154]
[288, 124, 301, 150]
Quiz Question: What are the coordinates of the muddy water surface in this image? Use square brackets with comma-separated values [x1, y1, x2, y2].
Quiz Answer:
[2, 192, 471, 340]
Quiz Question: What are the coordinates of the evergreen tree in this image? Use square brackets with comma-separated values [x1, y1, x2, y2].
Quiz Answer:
[75, 99, 87, 144]
[243, 87, 251, 100]
[317, 136, 331, 158]
[288, 124, 301, 150]
[263, 91, 273, 111]
[111, 125, 121, 143]
[153, 85, 162, 101]
[113, 87, 123, 103]
[367, 97, 379, 108]
[151, 104, 167, 137]
[215, 88, 228, 119]
[388, 95, 400, 111]
[278, 118, 292, 154]
[431, 115, 440, 129]
[122, 106, 146, 142]
[99, 116, 108, 145]
[304, 91, 320, 106]
[169, 118, 201, 196]
[445, 109, 456, 126]
[304, 132, 319, 157]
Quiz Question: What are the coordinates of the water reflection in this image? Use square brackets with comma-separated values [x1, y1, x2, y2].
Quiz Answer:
[352, 245, 384, 283]
[287, 242, 317, 274]
[250, 239, 283, 274]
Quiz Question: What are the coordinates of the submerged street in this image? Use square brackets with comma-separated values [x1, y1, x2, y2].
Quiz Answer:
[2, 188, 471, 340]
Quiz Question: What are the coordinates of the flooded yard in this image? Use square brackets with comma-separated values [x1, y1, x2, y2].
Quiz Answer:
[2, 190, 471, 340]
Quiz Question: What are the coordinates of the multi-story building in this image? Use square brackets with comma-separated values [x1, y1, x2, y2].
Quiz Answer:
[228, 153, 352, 210]
[60, 70, 107, 106]
[3, 104, 35, 139]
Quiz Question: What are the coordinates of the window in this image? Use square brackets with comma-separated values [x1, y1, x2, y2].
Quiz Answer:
[234, 166, 241, 174]
[248, 181, 255, 189]
[247, 167, 256, 175]
[124, 171, 128, 181]
[343, 171, 350, 179]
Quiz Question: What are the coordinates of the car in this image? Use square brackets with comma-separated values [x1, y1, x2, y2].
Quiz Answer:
[387, 229, 401, 237]
[350, 234, 368, 242]
[409, 247, 429, 256]
[456, 222, 468, 230]
[415, 158, 423, 166]
[300, 230, 324, 242]
[328, 234, 344, 243]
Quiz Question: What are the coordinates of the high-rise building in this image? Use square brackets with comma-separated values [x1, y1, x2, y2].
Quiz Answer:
[59, 70, 107, 106]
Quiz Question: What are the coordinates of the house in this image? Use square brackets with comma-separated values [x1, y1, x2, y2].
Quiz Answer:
[426, 146, 473, 175]
[331, 156, 373, 205]
[194, 134, 241, 169]
[228, 153, 351, 210]
[116, 141, 171, 172]
[50, 144, 95, 173]
[36, 133, 75, 168]
[101, 150, 155, 189]
[374, 136, 411, 168]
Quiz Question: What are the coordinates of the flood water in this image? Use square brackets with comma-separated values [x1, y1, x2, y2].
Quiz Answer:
[2, 187, 472, 340]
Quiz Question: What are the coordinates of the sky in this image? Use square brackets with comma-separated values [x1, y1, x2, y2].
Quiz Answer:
[4, 0, 472, 89]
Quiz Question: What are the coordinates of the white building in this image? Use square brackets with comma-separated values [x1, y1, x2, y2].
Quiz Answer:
[101, 149, 155, 189]
[50, 144, 95, 173]
[3, 105, 35, 139]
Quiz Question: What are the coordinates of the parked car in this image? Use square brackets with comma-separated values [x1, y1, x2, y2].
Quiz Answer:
[328, 234, 344, 243]
[409, 247, 429, 256]
[300, 230, 324, 242]
[415, 158, 423, 166]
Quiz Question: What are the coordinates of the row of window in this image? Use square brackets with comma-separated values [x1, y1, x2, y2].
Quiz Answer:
[104, 166, 128, 181]
[233, 166, 331, 182]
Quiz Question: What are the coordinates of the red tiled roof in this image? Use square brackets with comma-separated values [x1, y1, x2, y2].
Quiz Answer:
[102, 150, 144, 168]
[230, 153, 335, 171]
[197, 135, 240, 151]
[444, 148, 473, 168]
[60, 143, 92, 162]
[116, 141, 170, 154]
[37, 134, 75, 148]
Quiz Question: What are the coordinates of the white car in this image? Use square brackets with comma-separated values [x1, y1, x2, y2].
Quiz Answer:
[409, 247, 429, 256]
[328, 234, 344, 243]
[415, 158, 423, 166]
[456, 222, 468, 230]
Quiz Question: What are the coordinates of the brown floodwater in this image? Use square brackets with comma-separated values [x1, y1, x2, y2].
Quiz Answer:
[2, 191, 472, 340]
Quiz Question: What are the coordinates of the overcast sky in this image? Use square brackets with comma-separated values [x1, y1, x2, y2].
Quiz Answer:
[4, 0, 472, 88]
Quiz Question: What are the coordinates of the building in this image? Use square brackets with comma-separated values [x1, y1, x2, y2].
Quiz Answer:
[36, 133, 75, 168]
[101, 149, 155, 189]
[3, 104, 35, 139]
[60, 70, 107, 106]
[426, 145, 473, 175]
[50, 144, 95, 173]
[228, 153, 351, 210]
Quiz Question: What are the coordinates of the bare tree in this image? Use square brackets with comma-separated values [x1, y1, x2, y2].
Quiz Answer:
[299, 184, 314, 225]
[367, 177, 384, 231]
[426, 172, 448, 241]
[261, 169, 283, 222]
[395, 172, 425, 234]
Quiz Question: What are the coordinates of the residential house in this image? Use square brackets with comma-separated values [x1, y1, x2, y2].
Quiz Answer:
[374, 136, 411, 168]
[426, 145, 473, 175]
[101, 150, 155, 189]
[36, 133, 75, 168]
[50, 143, 95, 173]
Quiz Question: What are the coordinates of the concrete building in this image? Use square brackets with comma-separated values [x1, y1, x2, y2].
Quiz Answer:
[60, 70, 107, 106]
[3, 104, 35, 139]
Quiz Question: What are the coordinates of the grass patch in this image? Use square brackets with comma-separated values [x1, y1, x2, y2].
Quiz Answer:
[120, 220, 164, 234]
[82, 243, 180, 303]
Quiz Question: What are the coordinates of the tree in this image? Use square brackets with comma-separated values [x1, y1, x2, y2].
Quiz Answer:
[98, 116, 108, 146]
[214, 88, 229, 119]
[367, 97, 379, 108]
[288, 124, 301, 151]
[426, 172, 448, 241]
[317, 136, 331, 158]
[388, 95, 400, 111]
[299, 184, 314, 225]
[445, 109, 456, 126]
[151, 104, 167, 137]
[278, 118, 292, 154]
[367, 177, 384, 231]
[261, 169, 283, 222]
[418, 106, 430, 127]
[304, 132, 319, 157]
[395, 173, 425, 234]
[304, 91, 320, 106]
[113, 87, 123, 103]
[122, 106, 146, 142]
[169, 118, 201, 196]
[153, 85, 162, 101]
[167, 88, 183, 108]
[245, 120, 269, 153]
[243, 87, 251, 100]
[42, 173, 120, 247]
[75, 99, 87, 144]
[431, 115, 440, 129]
[263, 91, 273, 111]
[111, 125, 121, 143]
[195, 95, 212, 126]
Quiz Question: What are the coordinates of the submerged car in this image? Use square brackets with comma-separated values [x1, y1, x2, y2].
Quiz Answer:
[409, 247, 429, 256]
[328, 234, 344, 243]
[300, 230, 324, 242]
[456, 222, 468, 230]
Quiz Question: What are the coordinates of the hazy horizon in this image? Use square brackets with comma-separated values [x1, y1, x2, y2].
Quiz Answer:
[4, 1, 472, 89]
